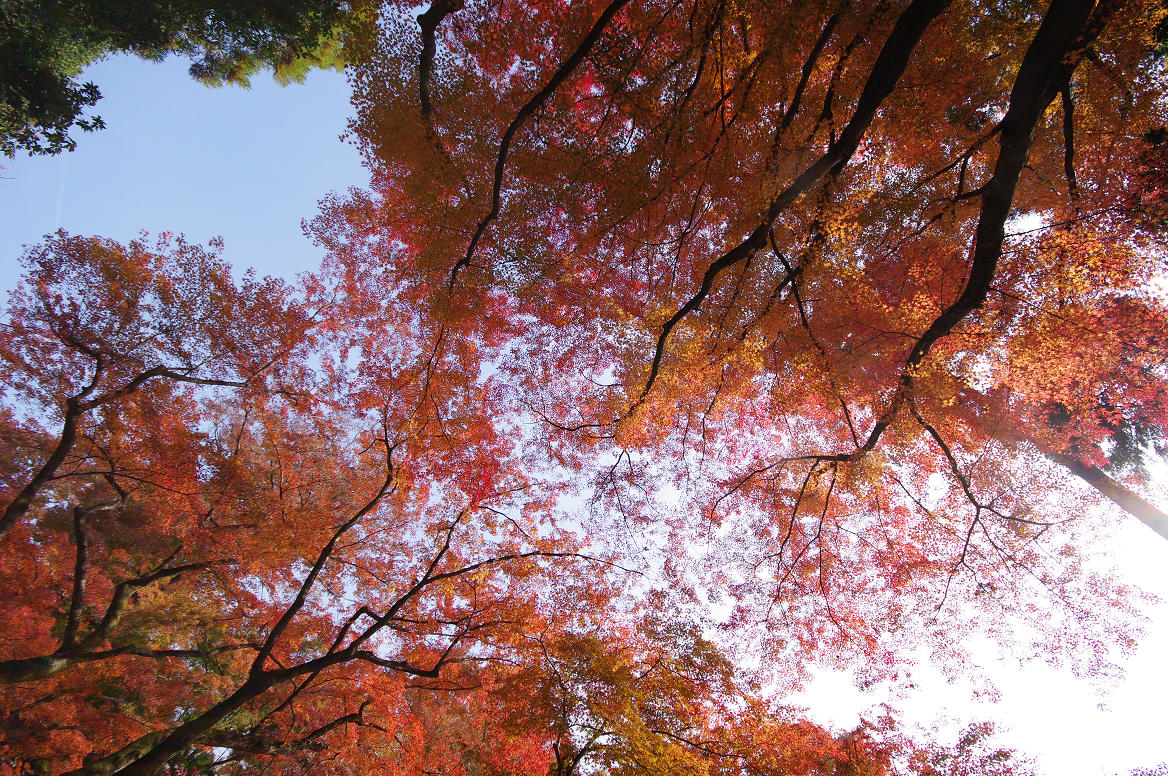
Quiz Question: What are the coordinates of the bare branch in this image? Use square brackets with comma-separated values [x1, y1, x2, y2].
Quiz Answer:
[1060, 80, 1081, 207]
[778, 13, 841, 135]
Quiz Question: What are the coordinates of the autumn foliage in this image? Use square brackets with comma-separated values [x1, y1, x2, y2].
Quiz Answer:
[3, 0, 1168, 773]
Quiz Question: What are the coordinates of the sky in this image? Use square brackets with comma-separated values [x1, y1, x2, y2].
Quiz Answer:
[1, 53, 1167, 776]
[790, 513, 1168, 774]
[0, 54, 366, 283]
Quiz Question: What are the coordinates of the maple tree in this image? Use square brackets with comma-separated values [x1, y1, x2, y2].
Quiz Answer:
[345, 0, 1168, 659]
[0, 233, 1003, 774]
[3, 0, 1168, 773]
[0, 234, 973, 774]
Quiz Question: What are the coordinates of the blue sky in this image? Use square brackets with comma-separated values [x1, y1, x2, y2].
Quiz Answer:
[1, 51, 1167, 776]
[0, 54, 367, 287]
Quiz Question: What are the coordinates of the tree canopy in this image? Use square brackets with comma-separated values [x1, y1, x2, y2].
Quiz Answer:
[2, 0, 1168, 774]
[0, 0, 369, 156]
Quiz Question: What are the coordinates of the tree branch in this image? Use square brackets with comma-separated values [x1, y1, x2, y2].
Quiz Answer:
[0, 644, 255, 685]
[1060, 80, 1080, 207]
[1, 361, 251, 541]
[1045, 450, 1168, 541]
[0, 404, 84, 539]
[203, 700, 379, 755]
[779, 13, 840, 135]
[79, 561, 216, 651]
[63, 507, 91, 647]
[846, 0, 1108, 458]
[450, 0, 632, 286]
[252, 441, 397, 674]
[417, 1, 464, 121]
[633, 0, 954, 406]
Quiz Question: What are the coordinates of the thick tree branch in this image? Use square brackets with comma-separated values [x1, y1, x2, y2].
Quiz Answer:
[848, 0, 1109, 457]
[1060, 80, 1081, 206]
[731, 2, 1116, 510]
[63, 507, 91, 647]
[204, 700, 378, 755]
[417, 1, 464, 121]
[87, 542, 610, 775]
[0, 404, 84, 539]
[634, 0, 953, 406]
[1045, 450, 1168, 541]
[0, 534, 214, 684]
[70, 732, 168, 776]
[0, 644, 255, 685]
[80, 560, 215, 651]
